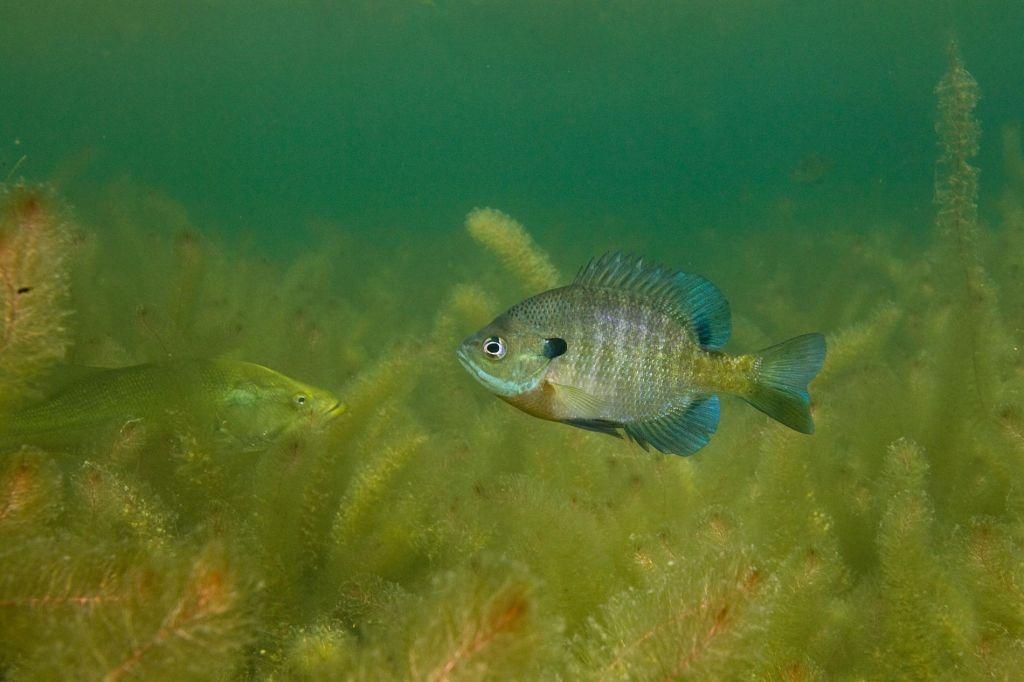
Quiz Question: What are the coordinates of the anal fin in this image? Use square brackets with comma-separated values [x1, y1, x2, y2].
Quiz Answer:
[624, 395, 720, 456]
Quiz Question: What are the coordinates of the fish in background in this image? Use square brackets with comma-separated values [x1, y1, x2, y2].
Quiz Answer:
[0, 359, 344, 451]
[457, 252, 826, 456]
[790, 151, 835, 186]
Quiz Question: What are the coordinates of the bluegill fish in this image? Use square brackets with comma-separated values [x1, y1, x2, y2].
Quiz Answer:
[1, 359, 344, 451]
[457, 252, 826, 456]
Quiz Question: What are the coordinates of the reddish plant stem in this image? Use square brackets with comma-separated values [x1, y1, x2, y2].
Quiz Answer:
[428, 593, 528, 682]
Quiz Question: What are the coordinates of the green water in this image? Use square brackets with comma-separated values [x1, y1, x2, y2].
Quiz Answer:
[4, 2, 1022, 234]
[2, 2, 1024, 679]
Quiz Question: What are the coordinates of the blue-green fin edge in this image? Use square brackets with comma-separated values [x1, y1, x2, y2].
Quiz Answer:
[573, 251, 731, 350]
[564, 394, 720, 456]
[744, 333, 826, 434]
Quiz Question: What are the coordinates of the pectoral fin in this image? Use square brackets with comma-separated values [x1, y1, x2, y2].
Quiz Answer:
[564, 418, 624, 439]
[213, 416, 282, 452]
[548, 381, 610, 417]
[548, 381, 627, 438]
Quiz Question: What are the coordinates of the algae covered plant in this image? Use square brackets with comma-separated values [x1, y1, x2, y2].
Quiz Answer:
[3, 2, 1024, 679]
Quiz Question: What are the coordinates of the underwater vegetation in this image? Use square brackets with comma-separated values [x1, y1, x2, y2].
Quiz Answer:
[0, 185, 72, 410]
[3, 42, 1024, 680]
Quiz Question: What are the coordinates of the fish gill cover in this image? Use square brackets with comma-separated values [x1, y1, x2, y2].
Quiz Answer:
[1, 3, 1024, 680]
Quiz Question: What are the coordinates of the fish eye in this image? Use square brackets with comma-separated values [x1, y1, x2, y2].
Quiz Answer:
[482, 336, 507, 359]
[294, 393, 308, 407]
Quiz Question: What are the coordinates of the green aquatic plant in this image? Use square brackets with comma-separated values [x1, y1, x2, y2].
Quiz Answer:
[5, 42, 1024, 680]
[466, 206, 561, 292]
[0, 185, 73, 408]
[0, 451, 251, 680]
[932, 39, 1002, 420]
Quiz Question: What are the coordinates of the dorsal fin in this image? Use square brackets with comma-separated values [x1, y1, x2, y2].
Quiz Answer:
[573, 252, 731, 349]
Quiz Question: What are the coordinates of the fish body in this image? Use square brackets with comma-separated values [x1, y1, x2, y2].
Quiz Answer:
[1, 359, 343, 450]
[457, 252, 826, 456]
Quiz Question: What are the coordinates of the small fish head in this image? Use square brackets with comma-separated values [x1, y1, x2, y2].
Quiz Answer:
[218, 364, 345, 447]
[457, 316, 552, 398]
[280, 380, 346, 425]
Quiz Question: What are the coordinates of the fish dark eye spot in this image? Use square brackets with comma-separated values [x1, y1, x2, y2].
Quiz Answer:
[544, 337, 567, 359]
[295, 394, 307, 406]
[482, 336, 507, 359]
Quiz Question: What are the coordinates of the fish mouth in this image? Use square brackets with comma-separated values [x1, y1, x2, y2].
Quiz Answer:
[455, 346, 473, 373]
[324, 399, 347, 418]
[455, 344, 544, 397]
[456, 345, 491, 387]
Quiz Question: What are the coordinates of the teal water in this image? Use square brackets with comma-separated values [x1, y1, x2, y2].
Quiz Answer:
[2, 1, 1021, 236]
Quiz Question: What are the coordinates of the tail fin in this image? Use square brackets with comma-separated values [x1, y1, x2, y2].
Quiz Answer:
[743, 333, 826, 434]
